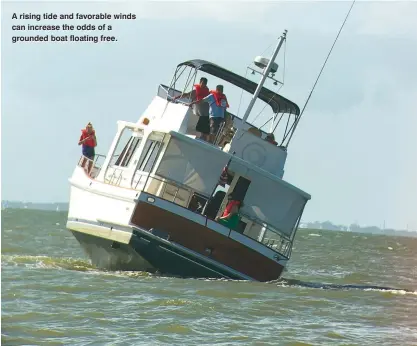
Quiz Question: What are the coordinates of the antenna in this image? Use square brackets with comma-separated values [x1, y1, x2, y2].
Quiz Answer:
[237, 30, 287, 129]
[286, 0, 356, 148]
[247, 57, 283, 86]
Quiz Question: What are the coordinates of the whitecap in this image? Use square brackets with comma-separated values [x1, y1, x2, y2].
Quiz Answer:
[364, 288, 417, 296]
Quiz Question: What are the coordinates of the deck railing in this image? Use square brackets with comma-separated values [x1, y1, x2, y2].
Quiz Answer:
[77, 154, 106, 178]
[134, 172, 198, 208]
[237, 213, 293, 258]
[131, 172, 293, 258]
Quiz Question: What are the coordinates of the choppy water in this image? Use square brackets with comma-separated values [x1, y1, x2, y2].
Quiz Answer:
[2, 209, 417, 345]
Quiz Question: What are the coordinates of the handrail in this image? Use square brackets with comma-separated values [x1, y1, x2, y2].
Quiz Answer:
[239, 211, 291, 242]
[134, 172, 207, 199]
[77, 154, 106, 178]
[237, 211, 292, 257]
[132, 172, 292, 257]
[158, 84, 190, 104]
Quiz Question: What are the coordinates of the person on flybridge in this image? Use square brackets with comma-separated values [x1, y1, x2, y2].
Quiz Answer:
[78, 122, 97, 176]
[173, 77, 211, 141]
[189, 84, 229, 144]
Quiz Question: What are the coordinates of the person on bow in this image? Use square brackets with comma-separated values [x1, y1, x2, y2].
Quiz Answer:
[78, 122, 97, 176]
[172, 77, 210, 141]
[189, 84, 229, 144]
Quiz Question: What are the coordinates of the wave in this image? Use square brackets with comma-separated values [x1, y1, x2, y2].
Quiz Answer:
[1, 254, 154, 279]
[3, 254, 415, 295]
[274, 278, 417, 295]
[1, 254, 95, 272]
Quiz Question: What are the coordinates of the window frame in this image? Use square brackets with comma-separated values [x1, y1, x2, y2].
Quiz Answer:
[137, 139, 162, 173]
[109, 128, 144, 169]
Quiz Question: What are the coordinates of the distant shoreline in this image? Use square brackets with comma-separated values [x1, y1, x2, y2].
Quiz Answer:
[2, 200, 68, 211]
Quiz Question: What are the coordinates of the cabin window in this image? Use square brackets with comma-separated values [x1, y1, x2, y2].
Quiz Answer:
[109, 128, 143, 168]
[137, 139, 162, 173]
[188, 193, 208, 213]
[116, 137, 142, 167]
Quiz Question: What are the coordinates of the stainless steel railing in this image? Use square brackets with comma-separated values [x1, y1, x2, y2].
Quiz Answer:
[132, 172, 292, 257]
[238, 213, 292, 257]
[77, 154, 106, 178]
[133, 172, 197, 208]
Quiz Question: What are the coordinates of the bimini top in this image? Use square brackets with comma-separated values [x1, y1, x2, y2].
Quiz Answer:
[177, 59, 300, 116]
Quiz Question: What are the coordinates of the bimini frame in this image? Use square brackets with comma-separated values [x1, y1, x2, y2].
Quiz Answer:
[164, 56, 301, 147]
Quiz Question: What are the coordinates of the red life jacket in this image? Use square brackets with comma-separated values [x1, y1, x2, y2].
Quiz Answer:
[194, 84, 209, 101]
[222, 200, 240, 217]
[210, 90, 229, 108]
[80, 129, 96, 147]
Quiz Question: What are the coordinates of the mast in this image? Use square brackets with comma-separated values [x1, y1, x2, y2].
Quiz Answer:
[239, 29, 287, 127]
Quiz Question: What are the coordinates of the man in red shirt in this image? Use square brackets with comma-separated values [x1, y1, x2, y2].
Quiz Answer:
[189, 84, 229, 144]
[173, 77, 210, 141]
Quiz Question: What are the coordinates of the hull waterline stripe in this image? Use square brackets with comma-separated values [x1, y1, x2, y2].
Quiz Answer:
[157, 246, 233, 279]
[131, 225, 254, 281]
[66, 220, 133, 244]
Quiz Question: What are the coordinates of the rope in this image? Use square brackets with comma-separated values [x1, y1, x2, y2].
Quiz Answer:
[236, 68, 249, 117]
[286, 0, 356, 147]
[259, 40, 275, 59]
[251, 84, 283, 125]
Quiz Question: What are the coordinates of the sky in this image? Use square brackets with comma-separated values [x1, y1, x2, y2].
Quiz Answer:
[1, 1, 416, 230]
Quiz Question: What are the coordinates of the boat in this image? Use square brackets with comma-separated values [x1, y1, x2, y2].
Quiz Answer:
[66, 30, 311, 282]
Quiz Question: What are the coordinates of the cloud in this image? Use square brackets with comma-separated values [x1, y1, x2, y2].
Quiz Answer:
[354, 1, 417, 37]
[121, 1, 359, 36]
[120, 1, 417, 39]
